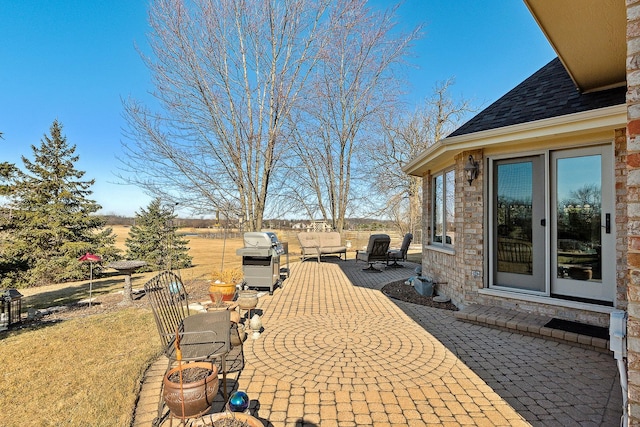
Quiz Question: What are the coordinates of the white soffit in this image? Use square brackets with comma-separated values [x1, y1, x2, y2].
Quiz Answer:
[523, 0, 625, 92]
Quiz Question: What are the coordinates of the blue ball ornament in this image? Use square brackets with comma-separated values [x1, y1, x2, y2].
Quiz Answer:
[228, 390, 250, 412]
[169, 281, 182, 295]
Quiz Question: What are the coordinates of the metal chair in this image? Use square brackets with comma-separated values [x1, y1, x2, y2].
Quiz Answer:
[144, 271, 231, 425]
[386, 233, 413, 268]
[356, 234, 391, 272]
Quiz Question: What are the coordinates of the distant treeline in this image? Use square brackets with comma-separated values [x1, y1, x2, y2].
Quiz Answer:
[101, 214, 216, 228]
[100, 214, 393, 230]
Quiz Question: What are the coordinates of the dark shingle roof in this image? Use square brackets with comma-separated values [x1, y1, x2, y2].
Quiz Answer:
[448, 57, 626, 138]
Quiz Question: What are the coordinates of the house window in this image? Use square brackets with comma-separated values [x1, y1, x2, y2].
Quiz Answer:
[432, 169, 455, 246]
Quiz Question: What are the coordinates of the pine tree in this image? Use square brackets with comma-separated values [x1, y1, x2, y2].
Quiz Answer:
[0, 120, 119, 287]
[125, 198, 192, 271]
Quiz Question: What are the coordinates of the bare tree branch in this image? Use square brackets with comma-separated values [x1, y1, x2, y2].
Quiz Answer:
[283, 0, 422, 231]
[119, 0, 330, 230]
[367, 79, 476, 235]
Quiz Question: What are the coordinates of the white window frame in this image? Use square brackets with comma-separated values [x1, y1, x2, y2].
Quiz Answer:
[431, 168, 455, 248]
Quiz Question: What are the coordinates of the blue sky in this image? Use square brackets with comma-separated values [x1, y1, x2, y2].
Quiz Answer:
[0, 1, 555, 217]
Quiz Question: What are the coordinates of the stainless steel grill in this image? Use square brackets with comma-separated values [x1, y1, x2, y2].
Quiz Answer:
[236, 232, 285, 295]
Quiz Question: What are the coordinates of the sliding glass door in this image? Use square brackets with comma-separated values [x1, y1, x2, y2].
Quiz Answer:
[490, 146, 614, 304]
[550, 146, 614, 303]
[492, 156, 545, 292]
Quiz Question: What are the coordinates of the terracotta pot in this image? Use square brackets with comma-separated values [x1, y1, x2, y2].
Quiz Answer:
[229, 310, 240, 323]
[209, 282, 237, 302]
[207, 303, 241, 323]
[201, 412, 264, 427]
[237, 290, 258, 310]
[163, 362, 219, 418]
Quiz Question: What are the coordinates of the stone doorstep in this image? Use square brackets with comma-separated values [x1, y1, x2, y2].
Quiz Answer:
[454, 304, 611, 353]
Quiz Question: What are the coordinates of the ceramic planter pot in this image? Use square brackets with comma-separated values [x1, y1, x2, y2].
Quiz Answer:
[237, 290, 258, 310]
[163, 362, 219, 418]
[209, 282, 237, 302]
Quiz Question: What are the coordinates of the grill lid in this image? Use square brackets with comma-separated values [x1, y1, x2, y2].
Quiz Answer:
[242, 232, 284, 254]
[243, 232, 278, 248]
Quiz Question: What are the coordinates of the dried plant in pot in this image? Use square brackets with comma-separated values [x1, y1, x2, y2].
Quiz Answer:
[196, 411, 264, 427]
[163, 361, 219, 419]
[209, 267, 243, 302]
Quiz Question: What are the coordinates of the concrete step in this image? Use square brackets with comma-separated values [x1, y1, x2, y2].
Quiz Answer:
[455, 304, 611, 353]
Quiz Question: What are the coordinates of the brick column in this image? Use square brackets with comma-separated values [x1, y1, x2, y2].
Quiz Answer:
[459, 150, 483, 301]
[627, 1, 640, 422]
[422, 170, 432, 248]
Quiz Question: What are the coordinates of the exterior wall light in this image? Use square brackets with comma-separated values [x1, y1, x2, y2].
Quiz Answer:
[464, 155, 479, 185]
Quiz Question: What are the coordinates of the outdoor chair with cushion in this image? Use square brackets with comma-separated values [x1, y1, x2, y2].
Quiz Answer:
[144, 271, 231, 425]
[297, 231, 347, 262]
[386, 233, 413, 268]
[356, 234, 391, 272]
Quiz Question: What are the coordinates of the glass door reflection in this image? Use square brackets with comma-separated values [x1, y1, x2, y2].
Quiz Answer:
[493, 156, 545, 292]
[551, 146, 614, 304]
[555, 155, 602, 282]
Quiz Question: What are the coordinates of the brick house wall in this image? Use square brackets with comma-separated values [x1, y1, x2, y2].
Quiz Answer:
[615, 128, 629, 312]
[627, 1, 640, 422]
[420, 134, 627, 329]
[420, 150, 483, 309]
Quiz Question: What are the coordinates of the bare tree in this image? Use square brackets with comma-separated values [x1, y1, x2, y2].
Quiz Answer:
[281, 0, 421, 232]
[120, 0, 330, 231]
[369, 79, 475, 236]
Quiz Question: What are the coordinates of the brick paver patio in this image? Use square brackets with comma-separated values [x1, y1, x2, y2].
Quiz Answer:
[133, 258, 622, 426]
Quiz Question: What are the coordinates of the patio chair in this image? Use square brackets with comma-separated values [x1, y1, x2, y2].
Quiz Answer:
[386, 233, 413, 268]
[356, 234, 391, 272]
[144, 271, 231, 425]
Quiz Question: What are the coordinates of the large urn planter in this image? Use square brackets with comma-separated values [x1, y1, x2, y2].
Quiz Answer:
[163, 362, 219, 419]
[230, 323, 246, 347]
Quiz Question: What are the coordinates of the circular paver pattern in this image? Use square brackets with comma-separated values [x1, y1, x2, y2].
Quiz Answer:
[248, 313, 455, 391]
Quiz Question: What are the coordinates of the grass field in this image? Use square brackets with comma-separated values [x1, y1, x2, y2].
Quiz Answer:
[19, 226, 248, 309]
[0, 308, 159, 427]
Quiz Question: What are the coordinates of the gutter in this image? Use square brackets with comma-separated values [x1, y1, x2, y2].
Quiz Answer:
[403, 104, 626, 176]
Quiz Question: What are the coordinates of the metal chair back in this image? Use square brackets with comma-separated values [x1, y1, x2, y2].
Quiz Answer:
[144, 271, 190, 352]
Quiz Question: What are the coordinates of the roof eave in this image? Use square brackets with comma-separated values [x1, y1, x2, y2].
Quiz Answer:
[403, 104, 626, 176]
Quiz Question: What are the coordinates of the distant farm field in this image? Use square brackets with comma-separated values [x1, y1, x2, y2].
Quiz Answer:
[18, 226, 418, 308]
[110, 225, 412, 280]
[111, 225, 246, 282]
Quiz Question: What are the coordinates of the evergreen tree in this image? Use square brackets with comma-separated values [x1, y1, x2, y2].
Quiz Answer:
[0, 120, 119, 287]
[125, 198, 192, 271]
[0, 162, 20, 278]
